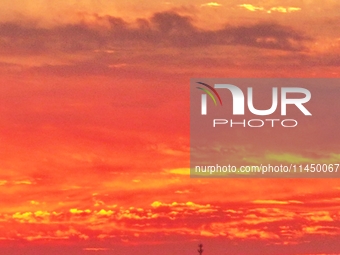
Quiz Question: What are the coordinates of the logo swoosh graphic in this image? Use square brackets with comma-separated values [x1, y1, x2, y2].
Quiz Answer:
[197, 87, 217, 105]
[196, 82, 223, 105]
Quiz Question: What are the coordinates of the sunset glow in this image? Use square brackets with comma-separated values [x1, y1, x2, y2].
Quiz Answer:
[0, 1, 340, 254]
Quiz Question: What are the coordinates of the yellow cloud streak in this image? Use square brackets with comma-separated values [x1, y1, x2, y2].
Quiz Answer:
[239, 4, 301, 13]
[166, 168, 190, 175]
[238, 4, 264, 12]
[201, 2, 222, 7]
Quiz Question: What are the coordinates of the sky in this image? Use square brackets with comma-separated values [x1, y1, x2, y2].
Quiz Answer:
[0, 0, 340, 254]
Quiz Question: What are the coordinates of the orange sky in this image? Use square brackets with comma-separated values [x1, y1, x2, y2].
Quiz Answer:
[0, 1, 340, 254]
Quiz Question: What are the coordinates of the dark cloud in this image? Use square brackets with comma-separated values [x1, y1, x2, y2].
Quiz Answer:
[0, 11, 311, 55]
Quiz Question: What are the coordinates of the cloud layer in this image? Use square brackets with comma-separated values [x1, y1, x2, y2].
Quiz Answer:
[0, 11, 310, 56]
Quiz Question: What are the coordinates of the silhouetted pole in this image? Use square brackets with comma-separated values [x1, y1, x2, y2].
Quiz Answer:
[198, 244, 203, 255]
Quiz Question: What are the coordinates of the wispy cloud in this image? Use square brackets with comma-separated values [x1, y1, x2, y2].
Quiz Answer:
[238, 4, 264, 12]
[239, 4, 301, 14]
[201, 2, 222, 7]
[0, 10, 310, 60]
